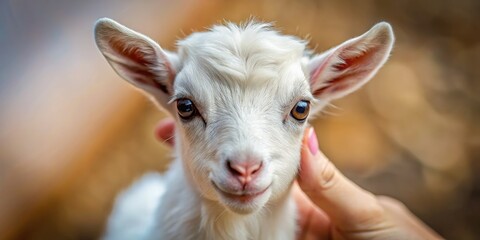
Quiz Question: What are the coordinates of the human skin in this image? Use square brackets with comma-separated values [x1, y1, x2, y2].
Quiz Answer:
[154, 118, 443, 240]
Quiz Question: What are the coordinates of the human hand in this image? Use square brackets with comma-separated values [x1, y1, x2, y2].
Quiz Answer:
[154, 118, 442, 240]
[154, 118, 176, 146]
[295, 127, 443, 240]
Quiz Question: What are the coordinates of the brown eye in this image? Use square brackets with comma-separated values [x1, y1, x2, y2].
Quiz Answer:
[290, 100, 310, 122]
[177, 99, 196, 120]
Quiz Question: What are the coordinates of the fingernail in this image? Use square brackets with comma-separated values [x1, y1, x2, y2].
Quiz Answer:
[308, 128, 319, 155]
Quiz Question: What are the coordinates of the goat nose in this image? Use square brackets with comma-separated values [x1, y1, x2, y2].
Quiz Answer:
[227, 160, 263, 185]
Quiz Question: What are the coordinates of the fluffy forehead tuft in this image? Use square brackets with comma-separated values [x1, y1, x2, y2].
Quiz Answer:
[177, 21, 308, 84]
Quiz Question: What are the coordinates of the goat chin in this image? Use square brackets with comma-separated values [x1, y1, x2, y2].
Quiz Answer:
[103, 160, 297, 240]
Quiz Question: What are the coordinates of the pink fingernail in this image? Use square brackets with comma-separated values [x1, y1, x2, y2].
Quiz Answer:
[308, 128, 319, 155]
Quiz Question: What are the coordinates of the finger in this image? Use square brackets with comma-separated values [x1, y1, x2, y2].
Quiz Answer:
[154, 118, 175, 146]
[297, 127, 385, 230]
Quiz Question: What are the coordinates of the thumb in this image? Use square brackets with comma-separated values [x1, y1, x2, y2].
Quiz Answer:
[297, 127, 386, 230]
[154, 118, 175, 146]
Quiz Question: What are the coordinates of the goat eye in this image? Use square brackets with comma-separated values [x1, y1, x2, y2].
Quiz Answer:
[290, 100, 310, 121]
[177, 99, 196, 120]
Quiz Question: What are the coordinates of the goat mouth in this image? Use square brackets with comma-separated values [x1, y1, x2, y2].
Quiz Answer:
[212, 182, 270, 203]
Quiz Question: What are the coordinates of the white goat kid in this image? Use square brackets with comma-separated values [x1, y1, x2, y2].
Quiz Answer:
[95, 18, 394, 240]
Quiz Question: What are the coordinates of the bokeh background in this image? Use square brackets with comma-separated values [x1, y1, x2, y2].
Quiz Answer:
[1, 0, 479, 239]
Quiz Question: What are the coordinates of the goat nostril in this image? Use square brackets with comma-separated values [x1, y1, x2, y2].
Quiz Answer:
[227, 160, 244, 176]
[251, 162, 262, 175]
[227, 160, 263, 179]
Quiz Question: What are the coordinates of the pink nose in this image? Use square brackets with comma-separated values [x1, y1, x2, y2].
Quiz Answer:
[227, 160, 263, 186]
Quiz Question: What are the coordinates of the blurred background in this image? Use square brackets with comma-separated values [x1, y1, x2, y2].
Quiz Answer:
[0, 0, 479, 239]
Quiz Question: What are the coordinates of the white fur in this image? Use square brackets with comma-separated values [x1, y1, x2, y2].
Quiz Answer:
[104, 173, 166, 240]
[95, 19, 394, 240]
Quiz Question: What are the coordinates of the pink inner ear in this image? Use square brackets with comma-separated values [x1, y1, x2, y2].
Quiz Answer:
[108, 36, 174, 94]
[333, 44, 381, 72]
[109, 37, 152, 66]
[310, 53, 335, 84]
[312, 74, 351, 96]
[311, 44, 380, 96]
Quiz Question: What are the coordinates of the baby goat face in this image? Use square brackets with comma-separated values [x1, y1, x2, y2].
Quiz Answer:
[95, 19, 394, 215]
[171, 24, 313, 214]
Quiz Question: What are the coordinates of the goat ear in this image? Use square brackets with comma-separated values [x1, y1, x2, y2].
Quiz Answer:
[308, 22, 394, 101]
[94, 18, 177, 109]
